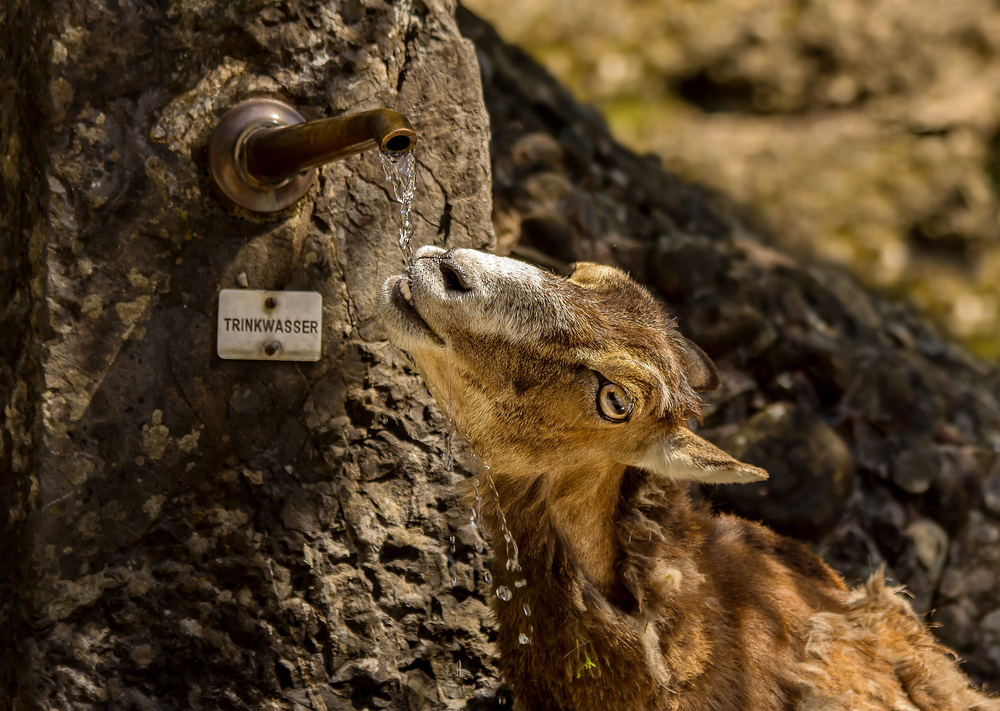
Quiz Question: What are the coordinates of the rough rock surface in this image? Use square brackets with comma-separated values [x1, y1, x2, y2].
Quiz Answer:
[459, 6, 1000, 687]
[2, 0, 499, 708]
[5, 2, 1000, 709]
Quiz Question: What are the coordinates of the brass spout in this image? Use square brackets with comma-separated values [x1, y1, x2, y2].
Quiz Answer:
[209, 99, 416, 213]
[244, 109, 415, 183]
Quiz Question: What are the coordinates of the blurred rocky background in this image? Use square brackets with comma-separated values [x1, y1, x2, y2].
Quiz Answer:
[459, 6, 1000, 688]
[464, 0, 1000, 360]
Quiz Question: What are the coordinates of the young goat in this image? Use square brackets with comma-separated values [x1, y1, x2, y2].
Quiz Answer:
[379, 246, 998, 711]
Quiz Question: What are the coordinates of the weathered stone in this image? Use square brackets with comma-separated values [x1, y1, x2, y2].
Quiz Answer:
[708, 402, 855, 541]
[2, 0, 499, 708]
[893, 518, 950, 614]
[892, 445, 943, 495]
[983, 460, 1000, 516]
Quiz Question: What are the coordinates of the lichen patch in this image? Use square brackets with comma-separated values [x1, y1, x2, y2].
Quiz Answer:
[142, 410, 170, 460]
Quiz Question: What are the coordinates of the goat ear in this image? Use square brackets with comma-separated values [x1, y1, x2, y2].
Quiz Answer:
[676, 337, 720, 392]
[568, 262, 619, 289]
[632, 428, 768, 484]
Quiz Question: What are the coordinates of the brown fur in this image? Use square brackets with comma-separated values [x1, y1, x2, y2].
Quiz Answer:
[378, 247, 999, 711]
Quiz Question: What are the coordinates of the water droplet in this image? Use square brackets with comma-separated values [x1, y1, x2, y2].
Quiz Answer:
[514, 579, 527, 589]
[378, 150, 416, 260]
[522, 603, 531, 616]
[496, 586, 512, 602]
[482, 570, 492, 585]
[518, 633, 531, 645]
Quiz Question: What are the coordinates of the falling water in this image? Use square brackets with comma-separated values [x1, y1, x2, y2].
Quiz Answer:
[486, 473, 521, 578]
[433, 352, 533, 643]
[482, 470, 532, 644]
[448, 535, 458, 588]
[442, 351, 457, 473]
[380, 147, 537, 651]
[379, 149, 416, 260]
[469, 473, 485, 553]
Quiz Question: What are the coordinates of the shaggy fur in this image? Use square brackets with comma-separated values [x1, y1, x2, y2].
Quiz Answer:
[378, 246, 999, 711]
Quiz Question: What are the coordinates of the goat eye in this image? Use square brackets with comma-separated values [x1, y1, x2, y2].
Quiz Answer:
[597, 382, 631, 422]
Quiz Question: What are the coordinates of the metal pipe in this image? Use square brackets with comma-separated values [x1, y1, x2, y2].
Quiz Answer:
[243, 109, 415, 183]
[208, 99, 417, 213]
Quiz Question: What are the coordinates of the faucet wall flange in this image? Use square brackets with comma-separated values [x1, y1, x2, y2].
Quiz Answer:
[209, 99, 317, 213]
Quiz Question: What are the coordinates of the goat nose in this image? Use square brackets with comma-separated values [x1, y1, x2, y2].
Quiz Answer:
[414, 245, 446, 261]
[438, 254, 472, 293]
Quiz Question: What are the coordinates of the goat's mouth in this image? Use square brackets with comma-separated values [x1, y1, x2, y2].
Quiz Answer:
[381, 273, 445, 348]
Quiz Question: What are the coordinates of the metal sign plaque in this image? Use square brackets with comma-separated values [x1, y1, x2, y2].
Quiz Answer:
[217, 290, 322, 361]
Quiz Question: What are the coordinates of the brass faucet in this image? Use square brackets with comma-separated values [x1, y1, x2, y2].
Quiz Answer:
[209, 99, 416, 213]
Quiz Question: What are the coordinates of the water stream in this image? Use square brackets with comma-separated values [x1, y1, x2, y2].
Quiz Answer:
[379, 149, 417, 260]
[469, 473, 485, 554]
[380, 148, 533, 647]
[480, 461, 532, 644]
[451, 445, 533, 643]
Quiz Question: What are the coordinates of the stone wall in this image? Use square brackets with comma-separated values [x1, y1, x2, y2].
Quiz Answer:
[1, 0, 500, 708]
